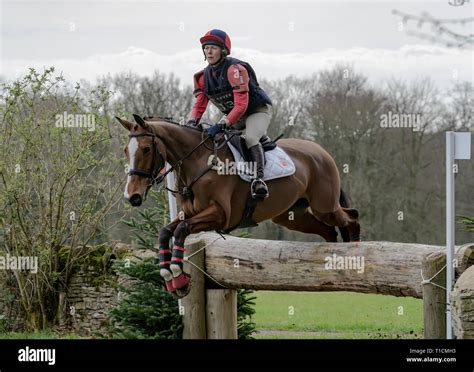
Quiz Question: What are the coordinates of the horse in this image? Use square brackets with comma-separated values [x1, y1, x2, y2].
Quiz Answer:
[117, 114, 360, 298]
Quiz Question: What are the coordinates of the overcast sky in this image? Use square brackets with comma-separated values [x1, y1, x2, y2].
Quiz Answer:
[0, 0, 472, 90]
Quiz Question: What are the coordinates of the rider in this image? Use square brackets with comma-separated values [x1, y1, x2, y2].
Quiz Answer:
[187, 29, 273, 199]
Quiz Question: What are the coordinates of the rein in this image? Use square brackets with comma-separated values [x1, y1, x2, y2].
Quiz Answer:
[163, 129, 241, 197]
[128, 124, 239, 198]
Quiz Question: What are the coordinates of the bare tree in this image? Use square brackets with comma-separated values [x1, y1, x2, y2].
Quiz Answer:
[392, 9, 473, 49]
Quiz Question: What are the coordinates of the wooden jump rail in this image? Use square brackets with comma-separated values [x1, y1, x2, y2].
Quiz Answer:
[181, 233, 474, 339]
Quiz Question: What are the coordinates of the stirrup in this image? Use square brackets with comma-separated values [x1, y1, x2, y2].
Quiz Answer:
[251, 178, 269, 199]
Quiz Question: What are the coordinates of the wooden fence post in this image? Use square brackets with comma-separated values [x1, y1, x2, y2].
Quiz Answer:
[206, 289, 238, 339]
[182, 239, 207, 339]
[422, 251, 446, 339]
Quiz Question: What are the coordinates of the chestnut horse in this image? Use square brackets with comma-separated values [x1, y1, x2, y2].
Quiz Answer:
[117, 114, 360, 298]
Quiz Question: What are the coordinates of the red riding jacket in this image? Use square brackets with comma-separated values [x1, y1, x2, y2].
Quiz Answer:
[190, 63, 250, 125]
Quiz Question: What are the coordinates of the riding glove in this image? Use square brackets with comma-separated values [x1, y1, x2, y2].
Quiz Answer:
[205, 121, 227, 138]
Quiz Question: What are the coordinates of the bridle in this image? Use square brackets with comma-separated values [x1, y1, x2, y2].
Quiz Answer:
[127, 125, 241, 198]
[128, 129, 166, 185]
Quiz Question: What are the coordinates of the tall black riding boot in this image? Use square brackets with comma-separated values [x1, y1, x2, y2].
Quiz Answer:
[249, 143, 269, 199]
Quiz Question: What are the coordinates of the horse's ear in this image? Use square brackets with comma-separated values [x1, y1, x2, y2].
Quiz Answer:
[133, 114, 149, 130]
[115, 116, 133, 131]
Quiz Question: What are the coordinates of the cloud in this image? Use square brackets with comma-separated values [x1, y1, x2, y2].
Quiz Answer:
[1, 44, 471, 90]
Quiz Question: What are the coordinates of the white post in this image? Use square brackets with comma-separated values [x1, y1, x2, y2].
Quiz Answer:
[445, 132, 455, 340]
[166, 163, 177, 221]
[165, 163, 180, 309]
[446, 131, 471, 339]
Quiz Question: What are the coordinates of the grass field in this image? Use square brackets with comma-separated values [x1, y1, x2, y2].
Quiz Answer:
[252, 291, 423, 339]
[0, 291, 423, 340]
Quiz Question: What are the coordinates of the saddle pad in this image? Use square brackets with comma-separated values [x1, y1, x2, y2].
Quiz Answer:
[226, 142, 296, 182]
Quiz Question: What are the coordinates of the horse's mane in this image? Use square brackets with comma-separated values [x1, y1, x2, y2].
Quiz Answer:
[143, 116, 204, 133]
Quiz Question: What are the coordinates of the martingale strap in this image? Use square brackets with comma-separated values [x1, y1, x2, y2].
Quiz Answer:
[163, 128, 241, 198]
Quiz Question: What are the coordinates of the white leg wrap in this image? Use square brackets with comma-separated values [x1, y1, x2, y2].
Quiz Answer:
[160, 269, 173, 282]
[170, 264, 182, 278]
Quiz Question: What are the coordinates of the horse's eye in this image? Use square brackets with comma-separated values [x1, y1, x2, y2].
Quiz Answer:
[143, 147, 150, 154]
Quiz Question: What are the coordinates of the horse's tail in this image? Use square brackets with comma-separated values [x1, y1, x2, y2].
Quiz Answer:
[339, 188, 350, 208]
[339, 189, 359, 242]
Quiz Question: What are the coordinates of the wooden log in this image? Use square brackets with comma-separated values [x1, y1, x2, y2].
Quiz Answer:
[206, 289, 238, 339]
[451, 266, 474, 339]
[181, 239, 207, 339]
[422, 251, 446, 339]
[456, 244, 474, 278]
[199, 233, 472, 298]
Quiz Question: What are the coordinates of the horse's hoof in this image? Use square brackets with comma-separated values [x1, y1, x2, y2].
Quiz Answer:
[172, 272, 191, 298]
[175, 282, 192, 298]
[172, 272, 191, 290]
[164, 279, 175, 292]
[162, 280, 180, 299]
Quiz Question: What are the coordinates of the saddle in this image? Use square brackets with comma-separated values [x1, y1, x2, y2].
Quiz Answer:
[228, 134, 276, 162]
